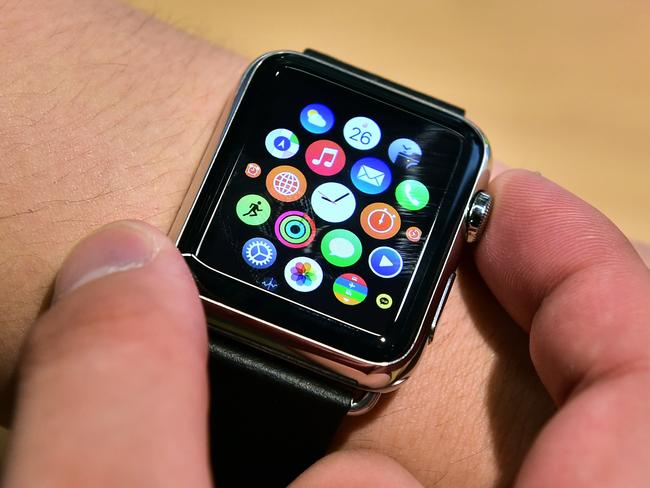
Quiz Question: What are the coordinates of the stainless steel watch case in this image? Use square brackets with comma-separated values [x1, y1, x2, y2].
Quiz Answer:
[169, 50, 492, 414]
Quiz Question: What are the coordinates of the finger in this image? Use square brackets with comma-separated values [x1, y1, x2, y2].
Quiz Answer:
[474, 170, 650, 486]
[3, 221, 210, 487]
[633, 240, 650, 267]
[491, 160, 509, 178]
[290, 450, 423, 488]
[476, 169, 650, 401]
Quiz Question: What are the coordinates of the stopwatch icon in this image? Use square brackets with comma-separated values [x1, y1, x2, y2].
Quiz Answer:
[360, 203, 401, 240]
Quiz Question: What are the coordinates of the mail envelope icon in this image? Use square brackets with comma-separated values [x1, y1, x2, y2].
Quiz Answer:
[357, 165, 385, 187]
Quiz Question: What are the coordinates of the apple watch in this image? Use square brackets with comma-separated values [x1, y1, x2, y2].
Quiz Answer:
[171, 49, 492, 487]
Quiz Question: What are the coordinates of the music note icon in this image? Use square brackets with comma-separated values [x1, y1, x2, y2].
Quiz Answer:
[306, 140, 346, 176]
[312, 147, 338, 168]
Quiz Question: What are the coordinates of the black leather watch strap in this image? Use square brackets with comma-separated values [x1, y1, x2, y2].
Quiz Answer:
[208, 328, 354, 487]
[304, 49, 465, 117]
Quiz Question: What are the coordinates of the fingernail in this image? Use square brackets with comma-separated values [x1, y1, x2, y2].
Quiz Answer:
[53, 221, 162, 301]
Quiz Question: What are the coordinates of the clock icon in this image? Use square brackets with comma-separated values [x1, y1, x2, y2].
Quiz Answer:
[310, 182, 357, 223]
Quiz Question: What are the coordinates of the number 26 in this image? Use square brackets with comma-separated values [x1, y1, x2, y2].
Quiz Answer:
[349, 127, 372, 145]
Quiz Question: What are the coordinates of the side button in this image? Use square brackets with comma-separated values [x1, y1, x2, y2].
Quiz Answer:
[428, 272, 456, 344]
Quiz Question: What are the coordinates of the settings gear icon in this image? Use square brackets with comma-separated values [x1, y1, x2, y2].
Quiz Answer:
[242, 238, 277, 269]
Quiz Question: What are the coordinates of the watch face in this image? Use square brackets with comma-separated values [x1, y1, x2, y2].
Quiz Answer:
[177, 53, 486, 363]
[310, 182, 356, 223]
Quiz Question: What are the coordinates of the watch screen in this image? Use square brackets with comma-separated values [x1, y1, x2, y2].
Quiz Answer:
[177, 53, 485, 362]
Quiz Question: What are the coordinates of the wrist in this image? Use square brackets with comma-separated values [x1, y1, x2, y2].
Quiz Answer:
[0, 0, 245, 416]
[336, 261, 554, 485]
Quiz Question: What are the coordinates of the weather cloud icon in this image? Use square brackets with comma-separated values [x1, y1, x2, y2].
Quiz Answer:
[307, 109, 327, 127]
[300, 103, 335, 134]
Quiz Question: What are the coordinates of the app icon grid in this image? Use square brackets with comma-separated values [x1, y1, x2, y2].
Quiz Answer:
[236, 104, 430, 310]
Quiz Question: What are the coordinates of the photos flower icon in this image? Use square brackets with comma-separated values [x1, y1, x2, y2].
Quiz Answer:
[284, 257, 323, 292]
[290, 261, 314, 286]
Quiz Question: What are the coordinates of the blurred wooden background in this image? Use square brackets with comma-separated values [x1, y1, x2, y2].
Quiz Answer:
[127, 0, 649, 242]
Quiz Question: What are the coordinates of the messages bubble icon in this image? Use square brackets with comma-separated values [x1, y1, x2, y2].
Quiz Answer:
[321, 229, 362, 267]
[329, 237, 355, 258]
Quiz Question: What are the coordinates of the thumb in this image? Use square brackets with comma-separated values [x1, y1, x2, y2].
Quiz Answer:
[290, 450, 424, 488]
[4, 221, 211, 487]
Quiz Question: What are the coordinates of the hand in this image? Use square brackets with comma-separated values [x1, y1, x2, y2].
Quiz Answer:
[297, 170, 650, 486]
[6, 173, 648, 487]
[318, 191, 334, 203]
[333, 192, 351, 203]
[1, 222, 420, 487]
[3, 221, 212, 485]
[477, 170, 650, 486]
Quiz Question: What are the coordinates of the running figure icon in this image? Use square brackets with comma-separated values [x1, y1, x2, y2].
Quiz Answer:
[243, 201, 263, 217]
[236, 194, 271, 226]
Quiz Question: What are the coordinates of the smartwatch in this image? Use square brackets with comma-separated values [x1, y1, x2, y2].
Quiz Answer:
[171, 49, 492, 487]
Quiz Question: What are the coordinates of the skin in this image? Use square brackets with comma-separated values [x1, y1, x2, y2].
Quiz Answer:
[0, 0, 244, 418]
[1, 0, 649, 485]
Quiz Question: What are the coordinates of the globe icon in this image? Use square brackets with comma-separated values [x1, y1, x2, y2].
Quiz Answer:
[266, 165, 306, 202]
[273, 171, 301, 196]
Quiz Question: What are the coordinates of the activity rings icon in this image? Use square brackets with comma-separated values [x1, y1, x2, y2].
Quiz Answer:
[275, 211, 316, 248]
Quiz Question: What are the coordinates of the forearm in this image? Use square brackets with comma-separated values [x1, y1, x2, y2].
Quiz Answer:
[0, 0, 245, 414]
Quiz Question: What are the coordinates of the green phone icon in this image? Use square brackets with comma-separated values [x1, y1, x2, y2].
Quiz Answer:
[395, 180, 429, 211]
[321, 229, 363, 267]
